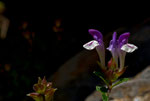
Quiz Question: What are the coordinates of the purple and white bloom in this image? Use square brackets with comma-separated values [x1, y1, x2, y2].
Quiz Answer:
[83, 29, 138, 72]
[117, 32, 130, 71]
[83, 29, 105, 69]
[107, 32, 138, 71]
[83, 29, 138, 84]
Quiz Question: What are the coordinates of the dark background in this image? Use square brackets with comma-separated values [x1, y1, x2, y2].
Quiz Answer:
[0, 1, 149, 101]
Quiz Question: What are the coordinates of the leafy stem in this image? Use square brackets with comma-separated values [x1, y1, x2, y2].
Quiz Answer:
[94, 71, 129, 101]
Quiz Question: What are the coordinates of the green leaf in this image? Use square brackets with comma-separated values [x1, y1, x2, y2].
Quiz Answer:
[93, 71, 109, 86]
[112, 78, 129, 88]
[96, 86, 109, 101]
[102, 93, 109, 101]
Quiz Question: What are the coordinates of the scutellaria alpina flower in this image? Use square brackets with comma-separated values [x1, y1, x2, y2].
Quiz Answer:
[83, 29, 138, 83]
[107, 32, 137, 71]
[83, 29, 105, 70]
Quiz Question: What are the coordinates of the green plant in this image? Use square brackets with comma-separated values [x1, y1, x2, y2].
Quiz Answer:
[83, 29, 137, 101]
[27, 77, 57, 101]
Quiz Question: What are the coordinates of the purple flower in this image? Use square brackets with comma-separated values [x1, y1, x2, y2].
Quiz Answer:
[83, 29, 138, 72]
[83, 29, 138, 83]
[107, 32, 138, 71]
[83, 29, 105, 69]
[107, 32, 118, 68]
[117, 32, 130, 70]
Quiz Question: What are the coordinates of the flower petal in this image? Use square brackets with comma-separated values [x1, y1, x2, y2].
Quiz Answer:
[112, 32, 117, 43]
[83, 40, 99, 50]
[121, 43, 138, 53]
[118, 32, 130, 47]
[107, 32, 117, 51]
[88, 29, 103, 43]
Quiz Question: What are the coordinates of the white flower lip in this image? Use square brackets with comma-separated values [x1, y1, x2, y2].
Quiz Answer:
[121, 43, 138, 53]
[83, 40, 99, 50]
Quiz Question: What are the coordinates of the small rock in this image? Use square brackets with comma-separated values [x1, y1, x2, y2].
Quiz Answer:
[135, 66, 150, 79]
